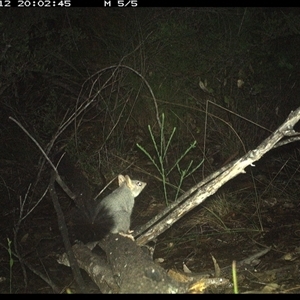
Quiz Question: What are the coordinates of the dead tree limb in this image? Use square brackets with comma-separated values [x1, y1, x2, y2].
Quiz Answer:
[134, 107, 300, 245]
[58, 235, 188, 293]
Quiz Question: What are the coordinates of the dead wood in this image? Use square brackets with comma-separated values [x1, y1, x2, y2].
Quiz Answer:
[134, 107, 300, 245]
[58, 234, 188, 293]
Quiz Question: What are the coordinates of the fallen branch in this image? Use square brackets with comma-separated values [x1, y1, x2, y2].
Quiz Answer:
[134, 107, 300, 245]
[58, 235, 188, 293]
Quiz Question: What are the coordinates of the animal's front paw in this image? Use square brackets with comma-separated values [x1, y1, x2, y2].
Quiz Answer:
[119, 231, 135, 241]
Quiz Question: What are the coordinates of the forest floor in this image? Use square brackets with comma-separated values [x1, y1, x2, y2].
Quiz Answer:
[1, 148, 300, 294]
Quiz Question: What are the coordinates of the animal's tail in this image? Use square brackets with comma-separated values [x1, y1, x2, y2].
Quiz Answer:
[68, 205, 114, 243]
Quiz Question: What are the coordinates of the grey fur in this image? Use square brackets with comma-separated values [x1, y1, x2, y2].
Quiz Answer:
[93, 175, 146, 234]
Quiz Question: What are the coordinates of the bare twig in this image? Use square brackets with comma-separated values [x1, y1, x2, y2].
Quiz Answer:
[49, 172, 87, 293]
[9, 117, 86, 292]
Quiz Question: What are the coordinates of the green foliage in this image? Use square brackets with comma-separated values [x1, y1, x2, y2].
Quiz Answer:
[232, 260, 239, 294]
[137, 113, 203, 205]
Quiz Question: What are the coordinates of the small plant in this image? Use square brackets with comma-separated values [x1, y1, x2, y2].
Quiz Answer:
[232, 260, 238, 294]
[137, 113, 203, 205]
[7, 238, 14, 294]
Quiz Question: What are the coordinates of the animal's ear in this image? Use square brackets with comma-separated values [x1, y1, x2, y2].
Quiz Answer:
[118, 174, 126, 186]
[124, 175, 134, 189]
